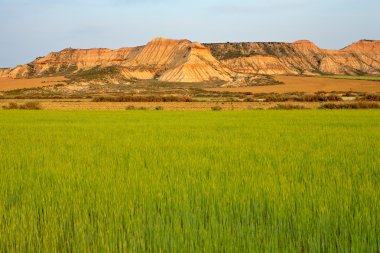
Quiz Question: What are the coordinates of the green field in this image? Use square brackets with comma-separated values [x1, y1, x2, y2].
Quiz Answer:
[0, 111, 379, 252]
[317, 75, 380, 82]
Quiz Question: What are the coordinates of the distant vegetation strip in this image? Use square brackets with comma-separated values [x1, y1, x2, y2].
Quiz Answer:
[2, 102, 41, 110]
[92, 95, 193, 102]
[319, 102, 380, 109]
[316, 75, 380, 81]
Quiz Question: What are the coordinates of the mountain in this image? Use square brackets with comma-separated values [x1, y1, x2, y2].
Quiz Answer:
[1, 38, 379, 83]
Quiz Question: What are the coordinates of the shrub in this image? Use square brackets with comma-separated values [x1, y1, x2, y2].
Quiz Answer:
[262, 94, 289, 102]
[94, 96, 193, 103]
[2, 102, 19, 109]
[270, 104, 308, 110]
[19, 102, 42, 110]
[254, 93, 343, 102]
[244, 97, 255, 102]
[294, 94, 342, 102]
[319, 102, 380, 109]
[3, 102, 41, 110]
[211, 106, 222, 111]
[126, 105, 147, 110]
[361, 94, 380, 101]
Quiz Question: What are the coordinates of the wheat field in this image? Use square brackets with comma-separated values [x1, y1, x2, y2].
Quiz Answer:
[0, 110, 379, 252]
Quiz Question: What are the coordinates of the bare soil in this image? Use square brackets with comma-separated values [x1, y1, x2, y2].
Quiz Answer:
[0, 77, 67, 91]
[206, 76, 380, 94]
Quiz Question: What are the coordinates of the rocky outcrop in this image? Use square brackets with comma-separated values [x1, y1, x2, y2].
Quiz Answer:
[1, 38, 379, 83]
[206, 39, 380, 76]
[159, 42, 234, 82]
[0, 68, 10, 77]
[1, 38, 237, 83]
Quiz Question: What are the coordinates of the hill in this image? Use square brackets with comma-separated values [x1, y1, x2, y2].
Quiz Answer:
[205, 40, 380, 76]
[0, 38, 379, 84]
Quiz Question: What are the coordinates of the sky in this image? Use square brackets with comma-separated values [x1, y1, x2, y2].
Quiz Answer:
[0, 0, 379, 68]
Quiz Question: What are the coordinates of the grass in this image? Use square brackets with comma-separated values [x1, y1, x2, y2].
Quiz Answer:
[0, 110, 379, 252]
[317, 75, 380, 82]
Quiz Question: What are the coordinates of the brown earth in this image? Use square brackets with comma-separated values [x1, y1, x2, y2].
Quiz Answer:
[0, 77, 67, 91]
[206, 76, 380, 94]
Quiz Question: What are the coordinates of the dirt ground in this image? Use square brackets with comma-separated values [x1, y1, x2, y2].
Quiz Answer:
[0, 77, 67, 91]
[2, 75, 380, 95]
[207, 76, 380, 93]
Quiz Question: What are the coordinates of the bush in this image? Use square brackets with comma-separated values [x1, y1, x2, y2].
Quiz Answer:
[253, 93, 343, 102]
[211, 106, 222, 111]
[294, 94, 342, 102]
[270, 104, 308, 110]
[319, 102, 380, 109]
[262, 94, 289, 102]
[360, 94, 380, 101]
[2, 102, 41, 110]
[94, 96, 193, 103]
[244, 97, 255, 102]
[19, 102, 42, 110]
[126, 105, 147, 110]
[2, 102, 19, 109]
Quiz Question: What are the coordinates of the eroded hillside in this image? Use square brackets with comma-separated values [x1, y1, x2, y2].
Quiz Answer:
[205, 40, 380, 75]
[0, 38, 240, 83]
[1, 38, 379, 85]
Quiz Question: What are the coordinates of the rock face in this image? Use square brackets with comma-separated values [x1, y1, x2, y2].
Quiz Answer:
[158, 42, 234, 82]
[1, 38, 234, 83]
[206, 39, 380, 76]
[1, 38, 379, 83]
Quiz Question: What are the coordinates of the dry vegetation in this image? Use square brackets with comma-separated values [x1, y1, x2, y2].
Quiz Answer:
[2, 101, 41, 110]
[1, 75, 380, 110]
[319, 102, 380, 109]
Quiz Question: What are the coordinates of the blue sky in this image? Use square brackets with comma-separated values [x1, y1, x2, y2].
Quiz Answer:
[0, 0, 379, 67]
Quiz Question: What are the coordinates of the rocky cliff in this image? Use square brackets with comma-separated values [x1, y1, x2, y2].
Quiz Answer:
[205, 40, 380, 76]
[1, 38, 238, 83]
[1, 38, 379, 83]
